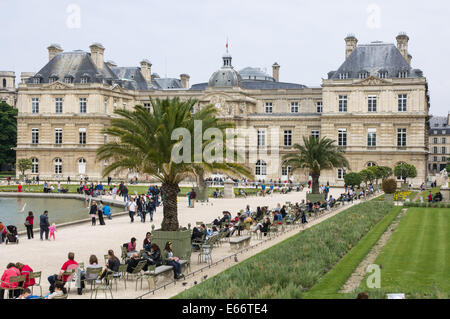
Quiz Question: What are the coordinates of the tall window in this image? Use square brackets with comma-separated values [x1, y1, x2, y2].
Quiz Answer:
[31, 158, 39, 173]
[79, 98, 87, 113]
[104, 99, 108, 113]
[398, 94, 407, 112]
[442, 156, 447, 162]
[339, 73, 348, 79]
[433, 156, 438, 162]
[290, 102, 299, 113]
[31, 128, 39, 144]
[443, 137, 447, 144]
[79, 128, 86, 144]
[368, 95, 377, 112]
[144, 103, 151, 112]
[433, 137, 438, 144]
[433, 146, 438, 154]
[311, 130, 320, 139]
[54, 158, 62, 174]
[338, 128, 347, 147]
[54, 128, 62, 144]
[316, 101, 323, 113]
[397, 128, 407, 147]
[32, 98, 39, 114]
[283, 130, 292, 147]
[337, 168, 346, 180]
[257, 129, 266, 147]
[338, 95, 347, 112]
[442, 147, 446, 154]
[265, 102, 273, 114]
[55, 98, 63, 113]
[281, 166, 291, 176]
[367, 128, 376, 147]
[2, 79, 6, 87]
[255, 160, 267, 176]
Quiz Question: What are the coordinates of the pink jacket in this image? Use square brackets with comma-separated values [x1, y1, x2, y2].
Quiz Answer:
[1, 267, 21, 288]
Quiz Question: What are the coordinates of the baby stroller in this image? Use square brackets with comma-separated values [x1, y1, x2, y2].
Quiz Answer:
[5, 225, 19, 244]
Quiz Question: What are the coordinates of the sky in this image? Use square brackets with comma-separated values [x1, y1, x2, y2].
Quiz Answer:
[1, 0, 449, 115]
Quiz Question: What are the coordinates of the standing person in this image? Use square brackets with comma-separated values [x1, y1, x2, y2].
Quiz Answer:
[123, 184, 129, 203]
[39, 210, 50, 241]
[112, 185, 117, 200]
[107, 176, 112, 186]
[25, 211, 34, 239]
[189, 188, 196, 208]
[18, 183, 22, 193]
[49, 223, 57, 240]
[128, 197, 136, 223]
[97, 201, 106, 225]
[163, 242, 184, 280]
[57, 181, 61, 194]
[67, 176, 71, 185]
[36, 175, 39, 185]
[0, 221, 7, 244]
[186, 190, 191, 208]
[89, 201, 98, 226]
[261, 183, 266, 197]
[147, 197, 156, 222]
[137, 196, 146, 223]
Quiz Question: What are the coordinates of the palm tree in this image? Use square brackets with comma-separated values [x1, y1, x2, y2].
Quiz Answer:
[282, 135, 349, 194]
[97, 97, 251, 231]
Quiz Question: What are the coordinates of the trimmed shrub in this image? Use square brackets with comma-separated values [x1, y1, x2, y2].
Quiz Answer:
[382, 178, 397, 194]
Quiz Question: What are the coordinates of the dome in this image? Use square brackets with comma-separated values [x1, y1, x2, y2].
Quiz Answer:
[208, 68, 241, 87]
[238, 67, 275, 82]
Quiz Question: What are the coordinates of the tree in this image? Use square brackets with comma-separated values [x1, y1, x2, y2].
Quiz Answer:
[377, 166, 393, 181]
[394, 163, 417, 184]
[0, 102, 18, 170]
[344, 172, 362, 187]
[282, 135, 349, 194]
[97, 97, 252, 231]
[360, 168, 375, 186]
[446, 163, 450, 173]
[17, 158, 32, 179]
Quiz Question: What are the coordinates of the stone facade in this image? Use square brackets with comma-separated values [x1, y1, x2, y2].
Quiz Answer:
[428, 114, 450, 175]
[14, 34, 430, 185]
[0, 71, 17, 106]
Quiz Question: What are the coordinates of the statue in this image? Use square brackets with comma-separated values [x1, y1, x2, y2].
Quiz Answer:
[440, 168, 449, 189]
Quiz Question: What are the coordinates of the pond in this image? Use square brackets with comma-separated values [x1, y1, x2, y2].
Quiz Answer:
[0, 197, 122, 231]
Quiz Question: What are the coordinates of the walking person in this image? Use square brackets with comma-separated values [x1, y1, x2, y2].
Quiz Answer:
[98, 201, 106, 225]
[25, 211, 34, 239]
[189, 188, 196, 208]
[128, 197, 137, 223]
[49, 223, 57, 240]
[39, 210, 50, 240]
[89, 201, 98, 226]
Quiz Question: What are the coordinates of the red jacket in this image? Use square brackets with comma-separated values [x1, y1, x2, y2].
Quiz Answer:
[1, 267, 21, 288]
[20, 265, 35, 289]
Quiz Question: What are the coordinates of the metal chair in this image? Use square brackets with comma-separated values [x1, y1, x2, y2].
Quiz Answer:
[91, 274, 113, 299]
[1, 275, 26, 299]
[81, 267, 103, 292]
[136, 264, 156, 291]
[29, 271, 43, 296]
[113, 264, 128, 291]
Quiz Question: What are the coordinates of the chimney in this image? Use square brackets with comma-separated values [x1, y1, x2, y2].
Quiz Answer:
[105, 60, 117, 69]
[272, 62, 280, 82]
[140, 59, 152, 84]
[396, 33, 411, 65]
[47, 44, 63, 61]
[151, 73, 160, 81]
[21, 72, 35, 84]
[89, 43, 105, 71]
[344, 34, 358, 59]
[180, 74, 190, 89]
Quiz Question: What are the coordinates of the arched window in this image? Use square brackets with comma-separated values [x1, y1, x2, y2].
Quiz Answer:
[367, 162, 377, 167]
[54, 158, 62, 174]
[31, 158, 39, 173]
[78, 158, 86, 175]
[255, 160, 267, 176]
[2, 79, 6, 88]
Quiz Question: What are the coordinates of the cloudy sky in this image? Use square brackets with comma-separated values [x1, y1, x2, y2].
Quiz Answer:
[1, 0, 449, 115]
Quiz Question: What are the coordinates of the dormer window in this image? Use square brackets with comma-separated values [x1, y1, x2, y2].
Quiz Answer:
[64, 76, 73, 84]
[80, 76, 89, 84]
[398, 71, 408, 78]
[359, 71, 368, 79]
[378, 71, 388, 79]
[339, 72, 349, 79]
[32, 77, 41, 84]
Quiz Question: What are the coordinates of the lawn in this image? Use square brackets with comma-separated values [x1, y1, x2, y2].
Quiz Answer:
[174, 200, 395, 299]
[416, 187, 441, 202]
[359, 207, 450, 298]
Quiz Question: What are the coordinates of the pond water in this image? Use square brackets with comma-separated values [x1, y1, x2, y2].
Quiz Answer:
[0, 197, 122, 231]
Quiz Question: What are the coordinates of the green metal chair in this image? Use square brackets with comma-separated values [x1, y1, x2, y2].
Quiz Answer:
[81, 267, 103, 292]
[1, 275, 26, 299]
[113, 264, 128, 291]
[91, 274, 113, 299]
[126, 260, 147, 281]
[136, 264, 156, 291]
[29, 271, 43, 296]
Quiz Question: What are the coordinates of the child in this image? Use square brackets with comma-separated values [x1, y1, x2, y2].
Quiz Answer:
[49, 223, 57, 240]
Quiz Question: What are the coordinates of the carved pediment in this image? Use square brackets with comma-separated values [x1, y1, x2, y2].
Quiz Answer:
[356, 76, 390, 86]
[45, 81, 72, 90]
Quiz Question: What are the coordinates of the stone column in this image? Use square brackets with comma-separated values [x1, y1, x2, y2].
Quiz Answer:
[223, 180, 235, 198]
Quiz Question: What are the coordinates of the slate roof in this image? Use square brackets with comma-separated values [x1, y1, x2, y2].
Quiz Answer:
[151, 78, 183, 90]
[329, 42, 424, 79]
[28, 51, 118, 85]
[429, 116, 450, 134]
[111, 67, 149, 90]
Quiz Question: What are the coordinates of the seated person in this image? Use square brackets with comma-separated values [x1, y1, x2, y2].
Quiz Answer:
[47, 252, 79, 294]
[146, 244, 163, 266]
[126, 237, 137, 256]
[126, 252, 149, 272]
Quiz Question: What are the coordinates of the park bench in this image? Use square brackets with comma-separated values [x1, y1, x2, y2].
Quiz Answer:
[229, 235, 251, 252]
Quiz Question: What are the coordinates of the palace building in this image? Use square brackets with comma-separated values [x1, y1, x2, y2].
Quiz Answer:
[13, 34, 430, 185]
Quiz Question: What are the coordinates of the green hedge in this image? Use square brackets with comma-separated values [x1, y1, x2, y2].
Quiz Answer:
[174, 200, 394, 299]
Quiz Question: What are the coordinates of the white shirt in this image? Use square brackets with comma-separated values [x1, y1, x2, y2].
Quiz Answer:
[128, 202, 136, 212]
